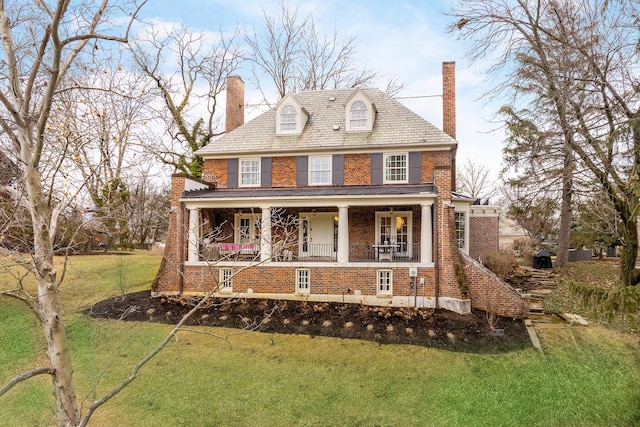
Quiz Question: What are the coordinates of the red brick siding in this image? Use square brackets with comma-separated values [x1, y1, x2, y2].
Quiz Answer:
[469, 216, 499, 262]
[344, 154, 371, 185]
[181, 264, 437, 298]
[461, 253, 529, 318]
[272, 156, 297, 187]
[203, 159, 227, 187]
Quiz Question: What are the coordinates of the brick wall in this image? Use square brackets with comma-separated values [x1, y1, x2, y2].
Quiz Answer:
[344, 154, 371, 185]
[461, 253, 529, 318]
[272, 156, 297, 187]
[469, 215, 499, 262]
[152, 174, 187, 294]
[203, 159, 227, 187]
[180, 264, 437, 299]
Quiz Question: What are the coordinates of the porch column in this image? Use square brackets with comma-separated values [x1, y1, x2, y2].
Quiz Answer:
[421, 202, 433, 264]
[261, 206, 272, 262]
[337, 205, 349, 264]
[188, 208, 200, 262]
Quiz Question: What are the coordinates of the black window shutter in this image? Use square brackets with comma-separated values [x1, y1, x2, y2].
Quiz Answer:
[296, 156, 308, 186]
[227, 158, 238, 187]
[409, 152, 421, 183]
[261, 157, 272, 187]
[332, 154, 344, 185]
[371, 153, 383, 184]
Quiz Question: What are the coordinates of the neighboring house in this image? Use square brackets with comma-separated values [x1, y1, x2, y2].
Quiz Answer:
[499, 216, 531, 253]
[153, 62, 528, 317]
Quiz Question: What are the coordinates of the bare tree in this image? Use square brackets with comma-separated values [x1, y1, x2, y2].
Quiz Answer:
[50, 59, 155, 248]
[456, 159, 499, 201]
[244, 1, 397, 103]
[130, 24, 243, 178]
[0, 1, 147, 425]
[449, 0, 640, 281]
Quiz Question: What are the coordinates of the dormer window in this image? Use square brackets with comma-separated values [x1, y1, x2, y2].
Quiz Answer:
[280, 105, 297, 132]
[345, 89, 376, 132]
[275, 95, 308, 135]
[350, 101, 368, 129]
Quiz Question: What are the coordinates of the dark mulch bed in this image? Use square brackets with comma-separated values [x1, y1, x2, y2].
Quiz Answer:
[87, 291, 532, 353]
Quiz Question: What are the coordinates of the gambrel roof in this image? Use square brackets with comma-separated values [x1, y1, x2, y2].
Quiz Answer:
[196, 88, 457, 158]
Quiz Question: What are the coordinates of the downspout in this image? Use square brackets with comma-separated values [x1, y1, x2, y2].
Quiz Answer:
[178, 202, 185, 294]
[433, 190, 439, 309]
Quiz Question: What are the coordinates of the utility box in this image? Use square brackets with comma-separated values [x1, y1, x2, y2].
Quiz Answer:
[408, 267, 418, 277]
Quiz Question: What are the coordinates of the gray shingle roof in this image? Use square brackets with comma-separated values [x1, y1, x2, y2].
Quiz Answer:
[196, 88, 456, 157]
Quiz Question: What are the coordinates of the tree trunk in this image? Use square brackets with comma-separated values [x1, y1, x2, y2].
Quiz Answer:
[555, 145, 573, 268]
[25, 166, 79, 426]
[619, 216, 639, 287]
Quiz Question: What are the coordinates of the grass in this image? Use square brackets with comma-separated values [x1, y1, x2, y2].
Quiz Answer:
[1, 253, 640, 426]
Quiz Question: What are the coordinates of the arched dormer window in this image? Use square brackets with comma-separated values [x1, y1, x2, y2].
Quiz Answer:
[345, 90, 376, 132]
[280, 105, 297, 132]
[350, 101, 368, 129]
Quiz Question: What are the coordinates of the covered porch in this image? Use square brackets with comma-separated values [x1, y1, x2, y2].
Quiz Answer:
[182, 184, 437, 266]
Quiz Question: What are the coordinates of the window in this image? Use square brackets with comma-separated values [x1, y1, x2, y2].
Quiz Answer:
[236, 214, 260, 245]
[296, 269, 310, 295]
[383, 153, 408, 183]
[219, 268, 233, 293]
[350, 101, 367, 129]
[455, 212, 466, 249]
[239, 158, 260, 187]
[376, 211, 412, 258]
[377, 269, 393, 296]
[309, 156, 332, 185]
[280, 104, 297, 132]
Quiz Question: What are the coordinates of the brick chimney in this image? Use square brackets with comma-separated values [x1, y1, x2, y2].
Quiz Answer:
[225, 75, 244, 134]
[442, 61, 456, 139]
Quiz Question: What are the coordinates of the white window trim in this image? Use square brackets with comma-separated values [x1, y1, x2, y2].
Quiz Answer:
[219, 268, 233, 293]
[376, 269, 393, 297]
[239, 158, 261, 187]
[308, 155, 332, 186]
[453, 202, 470, 255]
[383, 152, 408, 184]
[295, 268, 310, 295]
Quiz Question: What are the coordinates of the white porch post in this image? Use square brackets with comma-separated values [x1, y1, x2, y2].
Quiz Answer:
[337, 205, 349, 264]
[421, 202, 433, 264]
[261, 206, 272, 262]
[188, 208, 200, 262]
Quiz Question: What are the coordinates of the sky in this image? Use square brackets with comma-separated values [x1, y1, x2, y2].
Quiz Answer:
[137, 0, 505, 182]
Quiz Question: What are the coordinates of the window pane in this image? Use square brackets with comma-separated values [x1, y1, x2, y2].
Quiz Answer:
[281, 105, 297, 131]
[309, 156, 331, 185]
[384, 154, 407, 182]
[455, 212, 466, 249]
[240, 159, 260, 186]
[350, 101, 367, 129]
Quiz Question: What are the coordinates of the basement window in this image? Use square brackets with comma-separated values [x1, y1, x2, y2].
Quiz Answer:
[377, 269, 393, 296]
[219, 268, 233, 293]
[296, 268, 310, 295]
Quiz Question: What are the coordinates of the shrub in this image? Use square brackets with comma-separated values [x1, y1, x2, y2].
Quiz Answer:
[482, 250, 517, 281]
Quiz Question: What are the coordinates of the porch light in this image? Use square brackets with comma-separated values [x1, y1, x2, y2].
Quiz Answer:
[389, 207, 394, 214]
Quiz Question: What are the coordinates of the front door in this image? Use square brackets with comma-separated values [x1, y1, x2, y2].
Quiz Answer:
[300, 213, 337, 259]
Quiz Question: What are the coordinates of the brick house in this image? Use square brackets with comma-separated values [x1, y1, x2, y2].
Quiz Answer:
[153, 62, 528, 317]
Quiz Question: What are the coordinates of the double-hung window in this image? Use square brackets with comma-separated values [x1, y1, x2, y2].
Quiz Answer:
[383, 153, 408, 183]
[239, 158, 260, 187]
[309, 156, 332, 185]
[350, 101, 368, 129]
[280, 105, 297, 132]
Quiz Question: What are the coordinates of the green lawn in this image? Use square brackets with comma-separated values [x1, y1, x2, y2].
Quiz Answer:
[1, 253, 639, 426]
